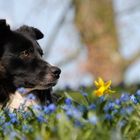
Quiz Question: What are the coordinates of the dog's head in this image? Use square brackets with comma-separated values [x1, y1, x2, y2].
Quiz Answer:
[0, 19, 61, 92]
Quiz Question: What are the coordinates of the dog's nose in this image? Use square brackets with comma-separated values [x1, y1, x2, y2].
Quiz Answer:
[50, 66, 61, 76]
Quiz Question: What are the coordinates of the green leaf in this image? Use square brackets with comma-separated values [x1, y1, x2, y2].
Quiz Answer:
[64, 92, 89, 106]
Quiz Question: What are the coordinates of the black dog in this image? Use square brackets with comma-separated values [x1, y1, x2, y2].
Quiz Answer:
[0, 19, 61, 108]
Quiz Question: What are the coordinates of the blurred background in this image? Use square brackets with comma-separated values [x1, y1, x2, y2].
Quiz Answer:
[0, 0, 140, 88]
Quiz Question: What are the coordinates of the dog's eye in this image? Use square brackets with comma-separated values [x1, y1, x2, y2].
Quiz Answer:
[21, 50, 30, 57]
[20, 49, 32, 58]
[19, 48, 34, 59]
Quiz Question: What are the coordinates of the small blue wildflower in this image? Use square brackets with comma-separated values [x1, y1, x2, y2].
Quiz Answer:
[88, 115, 98, 125]
[10, 117, 18, 123]
[8, 113, 18, 123]
[120, 93, 129, 102]
[17, 87, 28, 94]
[27, 94, 36, 100]
[37, 115, 46, 123]
[66, 108, 82, 119]
[130, 95, 138, 104]
[48, 104, 56, 113]
[105, 114, 113, 120]
[104, 102, 115, 112]
[120, 108, 126, 116]
[8, 113, 16, 118]
[88, 104, 96, 110]
[22, 124, 33, 132]
[43, 106, 49, 114]
[98, 96, 105, 103]
[120, 106, 133, 116]
[2, 122, 12, 130]
[125, 106, 134, 114]
[65, 98, 72, 106]
[115, 99, 121, 105]
[0, 116, 5, 125]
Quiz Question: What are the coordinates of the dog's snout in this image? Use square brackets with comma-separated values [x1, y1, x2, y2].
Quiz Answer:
[50, 66, 61, 76]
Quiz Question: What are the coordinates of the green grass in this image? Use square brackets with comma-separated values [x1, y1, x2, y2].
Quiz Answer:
[0, 86, 140, 140]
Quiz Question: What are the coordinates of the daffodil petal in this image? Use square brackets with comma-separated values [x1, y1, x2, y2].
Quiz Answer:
[94, 80, 99, 87]
[105, 80, 111, 89]
[94, 90, 103, 97]
[98, 77, 104, 86]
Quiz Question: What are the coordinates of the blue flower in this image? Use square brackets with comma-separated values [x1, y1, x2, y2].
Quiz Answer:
[120, 106, 133, 116]
[37, 115, 46, 123]
[130, 95, 138, 104]
[115, 99, 121, 105]
[120, 93, 129, 102]
[48, 104, 56, 113]
[22, 124, 33, 132]
[105, 114, 113, 120]
[125, 106, 134, 114]
[43, 106, 49, 114]
[8, 113, 18, 123]
[17, 87, 28, 94]
[2, 122, 12, 130]
[88, 104, 96, 110]
[120, 108, 126, 116]
[65, 98, 72, 106]
[27, 94, 36, 100]
[104, 102, 115, 112]
[0, 116, 5, 125]
[98, 96, 105, 103]
[8, 113, 16, 118]
[10, 117, 18, 123]
[66, 108, 82, 119]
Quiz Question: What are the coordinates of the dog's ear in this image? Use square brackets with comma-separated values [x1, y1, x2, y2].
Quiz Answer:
[0, 19, 11, 57]
[16, 25, 44, 40]
[0, 19, 11, 37]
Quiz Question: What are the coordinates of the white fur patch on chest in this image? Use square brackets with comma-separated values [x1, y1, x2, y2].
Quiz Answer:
[6, 91, 38, 110]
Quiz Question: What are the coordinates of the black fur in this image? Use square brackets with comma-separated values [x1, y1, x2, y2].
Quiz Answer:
[0, 19, 61, 105]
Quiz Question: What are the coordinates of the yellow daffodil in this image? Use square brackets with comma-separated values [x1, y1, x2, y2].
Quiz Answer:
[93, 77, 114, 97]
